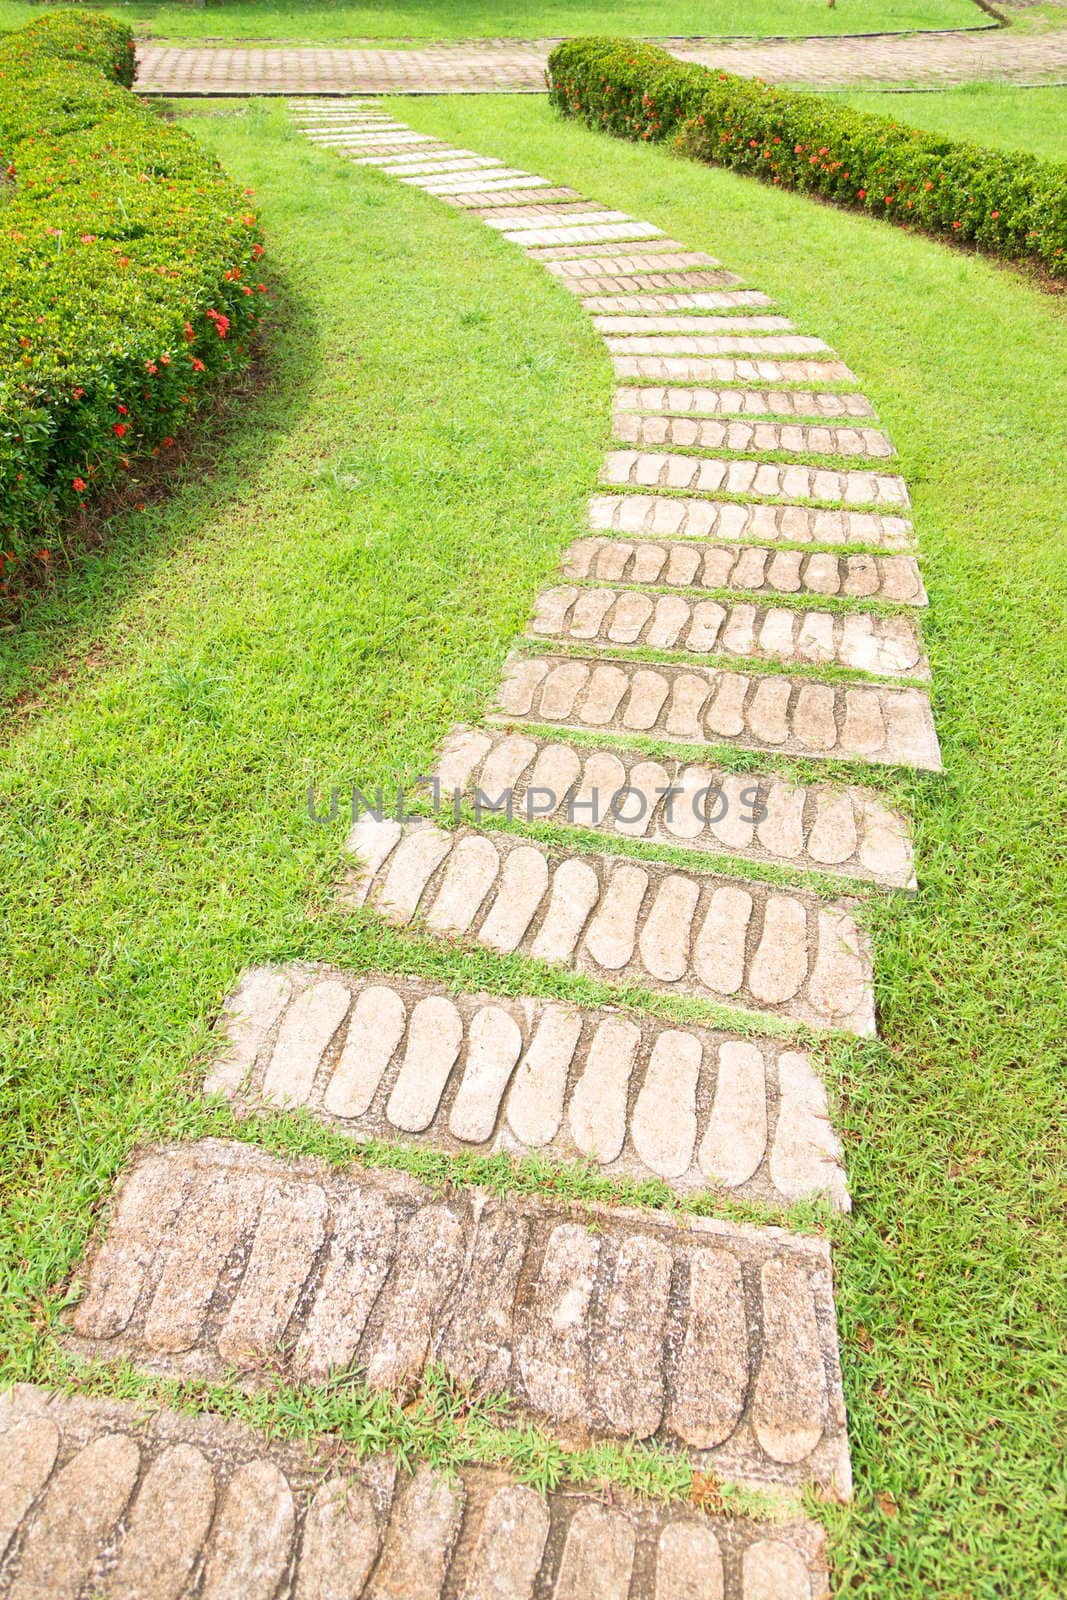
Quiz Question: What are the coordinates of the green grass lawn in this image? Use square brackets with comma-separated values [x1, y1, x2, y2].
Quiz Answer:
[1, 89, 1065, 1597]
[836, 82, 1067, 161]
[0, 0, 990, 42]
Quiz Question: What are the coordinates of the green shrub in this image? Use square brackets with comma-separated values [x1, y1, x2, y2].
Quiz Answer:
[0, 11, 136, 86]
[0, 12, 265, 596]
[547, 37, 1067, 279]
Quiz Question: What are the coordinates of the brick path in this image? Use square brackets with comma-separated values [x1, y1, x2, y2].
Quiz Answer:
[2, 104, 946, 1598]
[134, 27, 1067, 95]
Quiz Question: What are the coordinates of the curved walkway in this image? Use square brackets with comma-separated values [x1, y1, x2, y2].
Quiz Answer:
[134, 26, 1067, 95]
[2, 106, 944, 1599]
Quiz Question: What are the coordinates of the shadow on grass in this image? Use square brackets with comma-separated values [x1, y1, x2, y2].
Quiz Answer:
[0, 262, 319, 726]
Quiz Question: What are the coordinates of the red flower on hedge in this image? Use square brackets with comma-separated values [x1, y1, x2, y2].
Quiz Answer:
[72, 477, 86, 491]
[113, 422, 127, 438]
[858, 189, 866, 199]
[191, 357, 205, 372]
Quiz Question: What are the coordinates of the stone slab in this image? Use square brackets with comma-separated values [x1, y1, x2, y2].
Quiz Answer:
[614, 356, 859, 385]
[613, 412, 893, 458]
[598, 315, 795, 335]
[585, 290, 773, 311]
[546, 252, 727, 278]
[614, 385, 875, 419]
[63, 1140, 851, 1494]
[566, 271, 747, 294]
[493, 651, 942, 773]
[342, 817, 876, 1035]
[527, 584, 929, 680]
[511, 222, 664, 247]
[432, 724, 915, 889]
[589, 494, 914, 551]
[601, 451, 909, 508]
[350, 148, 499, 168]
[588, 291, 771, 312]
[563, 537, 926, 606]
[0, 1383, 830, 1598]
[606, 336, 832, 357]
[207, 963, 849, 1208]
[525, 239, 694, 262]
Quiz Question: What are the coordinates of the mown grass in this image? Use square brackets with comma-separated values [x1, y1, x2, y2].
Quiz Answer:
[0, 0, 989, 43]
[836, 82, 1067, 162]
[0, 87, 1064, 1596]
[387, 91, 1067, 1595]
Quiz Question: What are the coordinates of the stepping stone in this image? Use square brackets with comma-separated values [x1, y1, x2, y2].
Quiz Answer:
[299, 120, 397, 133]
[598, 315, 796, 334]
[615, 355, 859, 384]
[433, 723, 916, 889]
[616, 385, 876, 418]
[585, 289, 772, 311]
[493, 651, 941, 772]
[350, 144, 458, 164]
[601, 451, 910, 507]
[351, 148, 497, 168]
[342, 817, 876, 1035]
[563, 537, 926, 606]
[206, 963, 850, 1207]
[306, 131, 436, 146]
[527, 583, 929, 679]
[64, 1139, 851, 1493]
[515, 222, 666, 248]
[598, 316, 796, 336]
[483, 204, 621, 226]
[589, 493, 915, 551]
[440, 183, 579, 203]
[407, 169, 547, 189]
[563, 272, 745, 295]
[0, 1383, 831, 1599]
[321, 138, 450, 157]
[543, 250, 724, 274]
[607, 334, 832, 357]
[613, 412, 894, 459]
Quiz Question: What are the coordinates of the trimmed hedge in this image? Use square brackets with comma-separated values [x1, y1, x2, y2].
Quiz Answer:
[0, 13, 266, 595]
[547, 37, 1067, 279]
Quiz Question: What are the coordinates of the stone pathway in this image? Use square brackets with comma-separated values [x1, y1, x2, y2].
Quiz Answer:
[66, 1141, 850, 1490]
[133, 27, 1067, 95]
[9, 102, 946, 1597]
[0, 1384, 830, 1600]
[207, 965, 851, 1206]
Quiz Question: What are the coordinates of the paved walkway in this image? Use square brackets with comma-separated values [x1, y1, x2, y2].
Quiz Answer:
[2, 107, 945, 1597]
[2, 1382, 828, 1600]
[135, 27, 1067, 94]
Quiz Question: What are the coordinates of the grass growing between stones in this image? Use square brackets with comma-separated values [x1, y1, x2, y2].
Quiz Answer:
[0, 0, 991, 45]
[387, 91, 1067, 1595]
[37, 1353, 797, 1515]
[0, 88, 1063, 1594]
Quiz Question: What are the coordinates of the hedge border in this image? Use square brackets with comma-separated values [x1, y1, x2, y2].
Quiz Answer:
[0, 13, 266, 599]
[546, 38, 1066, 280]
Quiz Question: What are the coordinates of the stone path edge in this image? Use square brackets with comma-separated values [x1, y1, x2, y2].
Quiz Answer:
[0, 1382, 832, 1600]
[203, 962, 851, 1209]
[62, 1139, 852, 1496]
